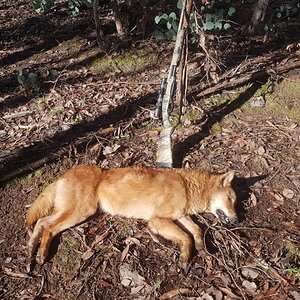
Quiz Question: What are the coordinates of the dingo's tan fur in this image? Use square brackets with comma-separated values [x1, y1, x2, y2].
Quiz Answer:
[27, 165, 237, 271]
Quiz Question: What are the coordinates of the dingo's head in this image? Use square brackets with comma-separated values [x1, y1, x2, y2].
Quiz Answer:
[207, 171, 238, 224]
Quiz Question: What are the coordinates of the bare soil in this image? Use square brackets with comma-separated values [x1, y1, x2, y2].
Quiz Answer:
[0, 1, 299, 299]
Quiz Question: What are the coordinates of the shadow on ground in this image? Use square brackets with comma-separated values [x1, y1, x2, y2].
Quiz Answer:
[173, 78, 268, 167]
[0, 91, 156, 183]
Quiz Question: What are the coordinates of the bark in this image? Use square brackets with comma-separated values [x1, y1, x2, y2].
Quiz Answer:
[93, 0, 105, 49]
[250, 0, 270, 34]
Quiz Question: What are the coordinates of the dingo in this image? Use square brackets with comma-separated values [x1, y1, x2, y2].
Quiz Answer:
[26, 165, 237, 271]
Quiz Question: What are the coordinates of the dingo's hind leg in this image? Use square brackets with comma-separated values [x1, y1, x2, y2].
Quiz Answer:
[36, 207, 97, 264]
[27, 215, 57, 258]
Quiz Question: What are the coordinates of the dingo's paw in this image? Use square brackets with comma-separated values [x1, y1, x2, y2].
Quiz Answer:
[194, 239, 204, 252]
[179, 259, 191, 275]
[36, 252, 46, 265]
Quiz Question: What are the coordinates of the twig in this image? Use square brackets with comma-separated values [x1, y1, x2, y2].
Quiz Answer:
[3, 111, 33, 119]
[34, 274, 45, 300]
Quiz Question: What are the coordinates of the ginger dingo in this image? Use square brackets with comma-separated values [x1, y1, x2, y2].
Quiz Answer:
[26, 165, 238, 271]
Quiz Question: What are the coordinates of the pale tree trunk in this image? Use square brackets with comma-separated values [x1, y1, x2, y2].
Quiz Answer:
[251, 0, 269, 34]
[111, 0, 128, 36]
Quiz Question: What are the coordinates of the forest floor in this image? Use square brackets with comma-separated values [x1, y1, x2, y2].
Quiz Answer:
[0, 1, 299, 299]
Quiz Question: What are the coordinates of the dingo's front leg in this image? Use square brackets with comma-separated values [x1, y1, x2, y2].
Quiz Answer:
[148, 217, 192, 273]
[178, 215, 204, 252]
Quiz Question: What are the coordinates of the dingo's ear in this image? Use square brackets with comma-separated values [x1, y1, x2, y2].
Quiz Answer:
[218, 171, 235, 187]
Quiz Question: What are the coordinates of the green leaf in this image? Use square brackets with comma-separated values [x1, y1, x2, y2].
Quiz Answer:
[167, 21, 172, 30]
[154, 15, 161, 24]
[203, 21, 214, 31]
[214, 21, 222, 30]
[17, 74, 26, 85]
[161, 13, 169, 20]
[217, 9, 225, 18]
[50, 69, 58, 77]
[164, 29, 177, 41]
[206, 13, 212, 22]
[228, 7, 236, 16]
[177, 0, 183, 10]
[169, 12, 177, 21]
[154, 30, 165, 40]
[286, 4, 293, 10]
[28, 73, 38, 83]
[223, 23, 231, 30]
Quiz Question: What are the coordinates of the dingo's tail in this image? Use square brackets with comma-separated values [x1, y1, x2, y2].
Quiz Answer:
[26, 182, 56, 225]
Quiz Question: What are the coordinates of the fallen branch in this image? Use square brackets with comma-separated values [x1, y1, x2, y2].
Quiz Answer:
[193, 51, 300, 98]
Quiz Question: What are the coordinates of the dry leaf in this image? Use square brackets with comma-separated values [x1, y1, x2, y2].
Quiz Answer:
[271, 193, 284, 207]
[242, 280, 257, 293]
[282, 188, 295, 199]
[257, 146, 266, 156]
[207, 286, 223, 300]
[159, 288, 192, 300]
[81, 249, 94, 261]
[287, 175, 300, 189]
[103, 144, 121, 155]
[120, 243, 131, 262]
[131, 285, 144, 294]
[218, 286, 240, 299]
[241, 267, 259, 279]
[119, 263, 145, 287]
[249, 192, 258, 207]
[201, 293, 214, 300]
[250, 96, 265, 107]
[290, 291, 300, 300]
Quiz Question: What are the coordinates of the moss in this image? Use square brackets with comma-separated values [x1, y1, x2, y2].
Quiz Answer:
[90, 49, 156, 74]
[34, 169, 43, 178]
[211, 122, 222, 133]
[285, 241, 300, 259]
[286, 265, 300, 280]
[263, 76, 300, 122]
[52, 234, 82, 279]
[184, 109, 203, 122]
[6, 174, 32, 188]
[78, 47, 100, 61]
[209, 90, 245, 106]
[254, 82, 272, 97]
[225, 116, 238, 123]
[266, 98, 300, 122]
